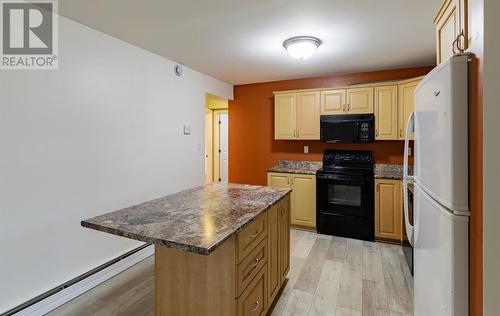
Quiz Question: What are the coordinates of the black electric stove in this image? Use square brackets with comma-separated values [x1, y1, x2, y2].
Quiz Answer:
[316, 150, 375, 241]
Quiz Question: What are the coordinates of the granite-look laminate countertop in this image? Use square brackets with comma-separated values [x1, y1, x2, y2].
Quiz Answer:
[374, 164, 414, 180]
[82, 183, 291, 255]
[267, 160, 322, 175]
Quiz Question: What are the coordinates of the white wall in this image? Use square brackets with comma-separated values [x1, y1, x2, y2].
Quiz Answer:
[483, 0, 500, 313]
[0, 16, 232, 313]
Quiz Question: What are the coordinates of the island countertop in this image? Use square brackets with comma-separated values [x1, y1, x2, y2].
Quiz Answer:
[82, 183, 291, 255]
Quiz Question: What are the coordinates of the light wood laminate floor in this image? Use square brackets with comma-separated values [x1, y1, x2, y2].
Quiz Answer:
[48, 229, 413, 316]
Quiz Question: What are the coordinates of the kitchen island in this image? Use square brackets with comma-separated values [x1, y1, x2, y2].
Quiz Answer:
[82, 183, 291, 316]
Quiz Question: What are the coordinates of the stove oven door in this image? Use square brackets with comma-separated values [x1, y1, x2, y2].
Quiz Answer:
[316, 173, 375, 240]
[317, 174, 374, 217]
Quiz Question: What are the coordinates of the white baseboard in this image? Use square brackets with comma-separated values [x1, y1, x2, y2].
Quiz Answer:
[14, 245, 154, 316]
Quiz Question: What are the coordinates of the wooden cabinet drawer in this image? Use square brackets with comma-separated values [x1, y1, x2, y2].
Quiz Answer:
[237, 265, 267, 316]
[236, 213, 267, 263]
[237, 237, 268, 296]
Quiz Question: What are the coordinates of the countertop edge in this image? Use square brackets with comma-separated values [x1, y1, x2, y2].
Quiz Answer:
[81, 189, 292, 256]
[266, 167, 319, 175]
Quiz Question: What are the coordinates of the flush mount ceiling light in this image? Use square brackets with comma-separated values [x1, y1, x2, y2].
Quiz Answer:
[283, 36, 322, 60]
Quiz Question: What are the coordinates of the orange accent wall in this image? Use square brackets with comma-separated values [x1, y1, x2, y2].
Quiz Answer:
[468, 0, 484, 314]
[228, 66, 433, 186]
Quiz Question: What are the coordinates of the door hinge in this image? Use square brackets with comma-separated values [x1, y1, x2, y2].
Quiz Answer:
[218, 178, 221, 182]
[218, 121, 221, 125]
[219, 149, 221, 153]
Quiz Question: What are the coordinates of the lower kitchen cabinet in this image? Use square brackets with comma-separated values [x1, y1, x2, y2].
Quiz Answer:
[267, 193, 290, 307]
[267, 172, 316, 229]
[375, 179, 403, 242]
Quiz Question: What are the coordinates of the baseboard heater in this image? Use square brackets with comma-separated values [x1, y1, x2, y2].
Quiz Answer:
[2, 243, 153, 316]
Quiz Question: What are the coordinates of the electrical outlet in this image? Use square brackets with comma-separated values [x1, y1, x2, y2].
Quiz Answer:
[304, 146, 309, 154]
[183, 124, 192, 135]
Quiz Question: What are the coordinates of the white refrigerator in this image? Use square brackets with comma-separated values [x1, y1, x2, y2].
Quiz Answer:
[403, 54, 471, 316]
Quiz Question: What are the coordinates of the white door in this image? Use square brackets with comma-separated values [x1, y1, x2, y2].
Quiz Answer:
[413, 184, 468, 316]
[218, 113, 228, 183]
[204, 109, 213, 183]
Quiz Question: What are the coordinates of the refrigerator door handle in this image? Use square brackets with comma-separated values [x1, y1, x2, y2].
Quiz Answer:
[403, 179, 414, 246]
[403, 111, 415, 246]
[403, 111, 414, 181]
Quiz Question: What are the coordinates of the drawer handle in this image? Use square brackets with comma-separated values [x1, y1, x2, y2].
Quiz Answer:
[250, 300, 260, 313]
[249, 257, 261, 269]
[249, 230, 261, 240]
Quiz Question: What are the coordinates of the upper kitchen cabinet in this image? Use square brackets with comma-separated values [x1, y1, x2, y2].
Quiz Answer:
[320, 89, 346, 115]
[434, 0, 468, 64]
[274, 91, 320, 140]
[398, 77, 422, 140]
[274, 93, 296, 140]
[374, 85, 398, 140]
[296, 91, 320, 139]
[346, 87, 374, 114]
[320, 87, 373, 115]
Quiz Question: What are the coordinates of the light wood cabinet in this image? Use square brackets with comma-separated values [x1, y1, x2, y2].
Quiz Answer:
[434, 0, 468, 64]
[320, 87, 373, 115]
[279, 198, 290, 281]
[398, 78, 421, 140]
[375, 179, 403, 242]
[267, 205, 280, 303]
[274, 77, 424, 141]
[347, 87, 374, 114]
[237, 238, 267, 296]
[274, 91, 320, 140]
[296, 91, 320, 139]
[154, 196, 290, 316]
[320, 89, 346, 115]
[267, 172, 316, 229]
[290, 174, 316, 228]
[274, 93, 296, 140]
[237, 265, 267, 316]
[267, 172, 290, 188]
[236, 213, 267, 263]
[374, 85, 398, 140]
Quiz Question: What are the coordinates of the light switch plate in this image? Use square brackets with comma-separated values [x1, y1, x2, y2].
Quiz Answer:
[183, 124, 192, 135]
[304, 146, 309, 154]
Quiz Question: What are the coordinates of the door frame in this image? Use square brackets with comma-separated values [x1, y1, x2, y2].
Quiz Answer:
[213, 109, 228, 182]
[204, 109, 214, 183]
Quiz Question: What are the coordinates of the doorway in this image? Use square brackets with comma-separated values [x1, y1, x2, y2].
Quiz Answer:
[214, 111, 228, 183]
[204, 94, 228, 184]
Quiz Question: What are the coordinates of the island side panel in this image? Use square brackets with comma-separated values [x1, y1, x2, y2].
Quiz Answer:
[155, 237, 236, 316]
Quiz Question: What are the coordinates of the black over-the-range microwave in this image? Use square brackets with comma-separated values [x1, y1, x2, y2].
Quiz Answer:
[320, 114, 375, 143]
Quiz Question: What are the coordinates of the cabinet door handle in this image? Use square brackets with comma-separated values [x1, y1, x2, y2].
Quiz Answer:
[296, 130, 299, 138]
[249, 230, 261, 240]
[400, 128, 403, 138]
[376, 129, 379, 137]
[250, 300, 260, 312]
[249, 256, 261, 269]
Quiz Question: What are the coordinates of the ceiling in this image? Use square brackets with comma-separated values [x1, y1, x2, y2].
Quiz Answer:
[59, 0, 441, 85]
